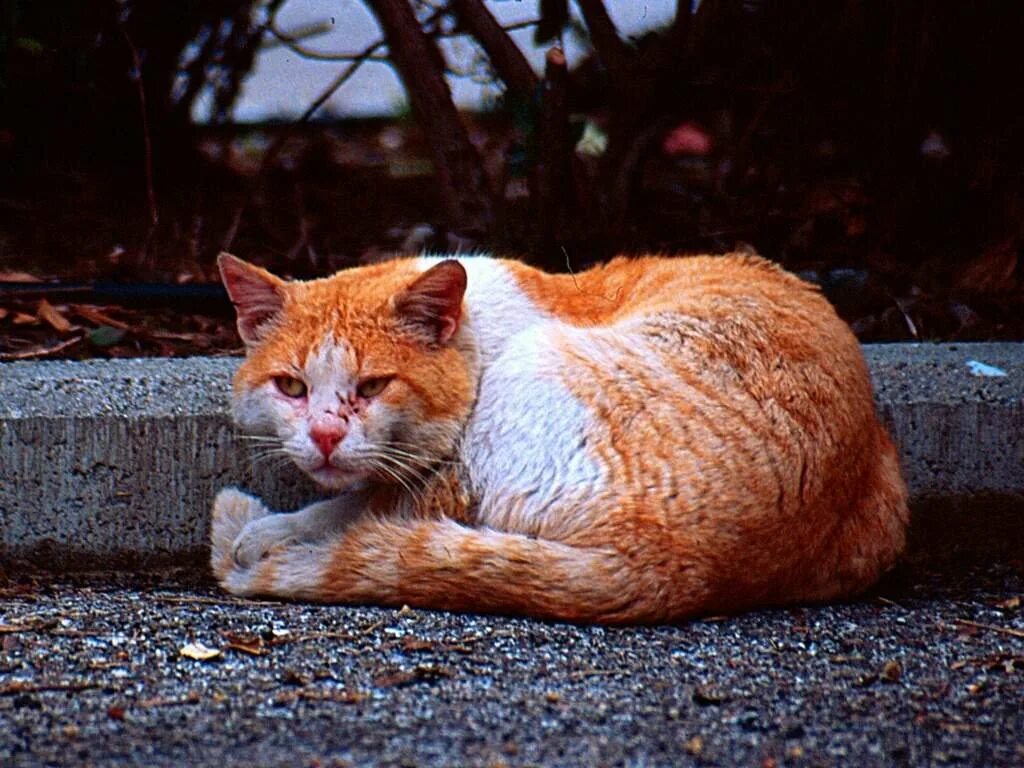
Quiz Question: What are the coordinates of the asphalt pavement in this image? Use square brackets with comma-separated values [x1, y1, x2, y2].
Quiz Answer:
[1, 563, 1022, 767]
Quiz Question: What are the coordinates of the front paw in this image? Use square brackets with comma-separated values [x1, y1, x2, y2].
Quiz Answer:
[210, 488, 272, 578]
[232, 514, 300, 569]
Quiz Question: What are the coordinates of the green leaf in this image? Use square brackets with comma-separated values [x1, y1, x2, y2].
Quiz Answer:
[14, 37, 45, 56]
[88, 325, 127, 348]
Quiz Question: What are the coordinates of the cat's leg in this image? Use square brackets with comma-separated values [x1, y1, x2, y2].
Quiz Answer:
[216, 515, 708, 624]
[209, 489, 359, 581]
[210, 488, 270, 582]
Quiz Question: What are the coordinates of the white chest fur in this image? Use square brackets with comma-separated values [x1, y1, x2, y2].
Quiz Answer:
[418, 256, 605, 533]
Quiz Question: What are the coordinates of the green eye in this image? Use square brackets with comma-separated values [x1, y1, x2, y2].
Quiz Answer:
[357, 376, 392, 399]
[274, 376, 307, 398]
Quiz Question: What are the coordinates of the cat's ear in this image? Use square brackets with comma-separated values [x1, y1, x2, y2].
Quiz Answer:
[217, 252, 286, 345]
[393, 260, 467, 345]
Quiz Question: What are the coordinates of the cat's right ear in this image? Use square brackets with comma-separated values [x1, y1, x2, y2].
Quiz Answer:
[217, 252, 285, 346]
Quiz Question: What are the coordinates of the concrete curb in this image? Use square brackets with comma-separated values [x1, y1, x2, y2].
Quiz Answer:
[1, 344, 1022, 570]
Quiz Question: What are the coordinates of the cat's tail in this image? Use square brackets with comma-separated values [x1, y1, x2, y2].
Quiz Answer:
[211, 497, 705, 623]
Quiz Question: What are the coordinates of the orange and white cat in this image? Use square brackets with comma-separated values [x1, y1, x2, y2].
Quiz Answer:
[210, 251, 908, 624]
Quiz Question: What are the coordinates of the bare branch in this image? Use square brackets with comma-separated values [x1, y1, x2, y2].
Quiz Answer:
[669, 0, 693, 46]
[263, 20, 390, 62]
[535, 47, 571, 260]
[364, 0, 493, 236]
[575, 0, 633, 77]
[222, 38, 385, 251]
[451, 0, 539, 98]
[118, 20, 159, 235]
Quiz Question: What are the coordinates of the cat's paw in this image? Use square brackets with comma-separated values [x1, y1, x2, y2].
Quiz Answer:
[231, 514, 300, 570]
[210, 488, 271, 579]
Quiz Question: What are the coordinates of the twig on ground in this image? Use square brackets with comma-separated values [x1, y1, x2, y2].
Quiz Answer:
[955, 619, 1024, 640]
[0, 680, 104, 695]
[0, 335, 84, 361]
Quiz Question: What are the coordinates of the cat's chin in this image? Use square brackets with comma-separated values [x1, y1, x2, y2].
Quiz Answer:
[306, 464, 365, 491]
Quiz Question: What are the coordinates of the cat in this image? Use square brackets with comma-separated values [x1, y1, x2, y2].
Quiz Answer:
[210, 251, 908, 624]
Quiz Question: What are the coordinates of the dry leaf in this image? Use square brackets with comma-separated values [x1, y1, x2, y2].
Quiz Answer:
[179, 641, 222, 661]
[37, 299, 72, 333]
[881, 660, 902, 682]
[0, 308, 8, 320]
[401, 636, 434, 652]
[0, 270, 42, 282]
[955, 237, 1019, 294]
[72, 305, 132, 331]
[12, 312, 37, 325]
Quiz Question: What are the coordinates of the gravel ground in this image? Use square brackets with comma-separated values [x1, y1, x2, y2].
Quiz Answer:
[1, 564, 1022, 768]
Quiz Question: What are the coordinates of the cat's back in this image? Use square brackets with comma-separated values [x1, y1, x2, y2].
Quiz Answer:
[500, 253, 866, 391]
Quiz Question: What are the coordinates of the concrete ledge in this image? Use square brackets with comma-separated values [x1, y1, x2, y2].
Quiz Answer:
[1, 344, 1022, 570]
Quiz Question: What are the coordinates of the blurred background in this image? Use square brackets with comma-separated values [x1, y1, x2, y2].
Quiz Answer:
[0, 0, 1022, 358]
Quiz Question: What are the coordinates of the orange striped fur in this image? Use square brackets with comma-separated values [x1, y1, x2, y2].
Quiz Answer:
[210, 252, 908, 624]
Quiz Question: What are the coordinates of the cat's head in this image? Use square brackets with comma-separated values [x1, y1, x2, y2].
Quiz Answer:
[219, 253, 474, 491]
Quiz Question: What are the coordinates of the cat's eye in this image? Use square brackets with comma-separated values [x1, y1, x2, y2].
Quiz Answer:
[357, 376, 393, 399]
[274, 376, 307, 398]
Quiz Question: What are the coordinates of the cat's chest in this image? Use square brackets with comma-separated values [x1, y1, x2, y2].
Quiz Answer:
[459, 324, 604, 531]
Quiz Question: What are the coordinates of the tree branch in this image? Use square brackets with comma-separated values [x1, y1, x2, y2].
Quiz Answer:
[364, 0, 493, 237]
[118, 20, 159, 234]
[669, 0, 693, 47]
[575, 0, 633, 77]
[450, 0, 539, 99]
[535, 47, 571, 262]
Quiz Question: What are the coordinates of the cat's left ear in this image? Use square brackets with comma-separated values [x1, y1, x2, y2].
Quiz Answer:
[393, 260, 467, 345]
[218, 252, 286, 346]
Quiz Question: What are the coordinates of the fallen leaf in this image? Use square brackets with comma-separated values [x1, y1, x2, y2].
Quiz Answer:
[88, 325, 127, 348]
[955, 237, 1018, 294]
[684, 736, 704, 756]
[37, 299, 72, 333]
[881, 660, 902, 682]
[106, 705, 126, 720]
[12, 312, 37, 325]
[222, 630, 267, 656]
[996, 597, 1021, 611]
[179, 642, 222, 661]
[400, 636, 434, 652]
[0, 308, 8, 320]
[225, 640, 266, 656]
[373, 664, 451, 688]
[280, 669, 310, 686]
[71, 305, 132, 331]
[0, 270, 42, 282]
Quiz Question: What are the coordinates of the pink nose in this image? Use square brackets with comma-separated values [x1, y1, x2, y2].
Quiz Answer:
[309, 424, 346, 457]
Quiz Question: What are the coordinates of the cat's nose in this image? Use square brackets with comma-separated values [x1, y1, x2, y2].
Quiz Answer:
[309, 424, 346, 457]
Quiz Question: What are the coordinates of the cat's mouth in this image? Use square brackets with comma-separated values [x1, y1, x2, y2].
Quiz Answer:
[306, 459, 366, 490]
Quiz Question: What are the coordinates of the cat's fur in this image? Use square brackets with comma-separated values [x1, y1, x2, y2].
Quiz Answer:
[210, 252, 908, 624]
